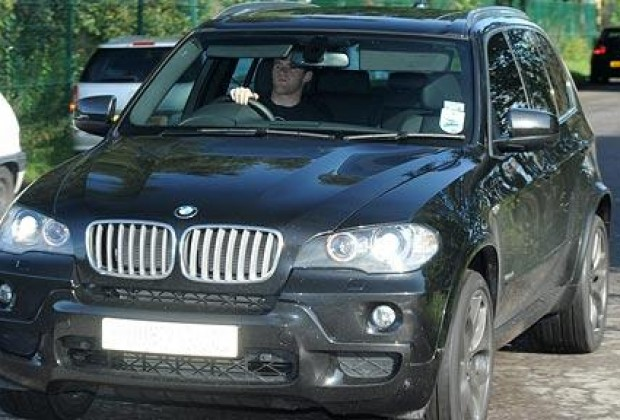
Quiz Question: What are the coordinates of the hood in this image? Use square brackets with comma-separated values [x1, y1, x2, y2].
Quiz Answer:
[19, 134, 466, 296]
[45, 135, 459, 234]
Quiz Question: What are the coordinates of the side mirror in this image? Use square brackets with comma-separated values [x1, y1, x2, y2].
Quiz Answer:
[494, 108, 559, 153]
[74, 95, 117, 137]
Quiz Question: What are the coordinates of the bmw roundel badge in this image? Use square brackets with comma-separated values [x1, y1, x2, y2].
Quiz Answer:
[174, 205, 198, 219]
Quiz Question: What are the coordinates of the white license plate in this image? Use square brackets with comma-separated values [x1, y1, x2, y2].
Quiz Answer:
[101, 318, 239, 358]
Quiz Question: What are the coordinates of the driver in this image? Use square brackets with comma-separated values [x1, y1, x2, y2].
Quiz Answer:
[229, 57, 329, 121]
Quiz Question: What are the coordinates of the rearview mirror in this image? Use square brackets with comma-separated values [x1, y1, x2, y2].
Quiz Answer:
[74, 95, 117, 137]
[494, 108, 559, 153]
[291, 50, 349, 68]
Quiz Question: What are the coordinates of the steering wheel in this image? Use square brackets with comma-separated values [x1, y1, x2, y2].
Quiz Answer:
[248, 99, 275, 121]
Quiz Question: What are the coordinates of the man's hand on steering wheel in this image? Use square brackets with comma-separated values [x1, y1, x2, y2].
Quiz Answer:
[230, 87, 259, 105]
[229, 87, 275, 121]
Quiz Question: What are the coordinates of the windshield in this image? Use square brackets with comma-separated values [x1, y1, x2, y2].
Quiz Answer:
[125, 31, 473, 142]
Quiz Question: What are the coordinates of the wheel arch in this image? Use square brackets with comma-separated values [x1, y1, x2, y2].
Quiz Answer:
[435, 242, 499, 352]
[596, 193, 611, 236]
[552, 190, 612, 303]
[467, 245, 499, 314]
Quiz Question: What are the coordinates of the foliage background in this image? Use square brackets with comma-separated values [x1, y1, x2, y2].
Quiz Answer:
[0, 0, 611, 181]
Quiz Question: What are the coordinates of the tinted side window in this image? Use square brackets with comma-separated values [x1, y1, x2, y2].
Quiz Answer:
[535, 33, 572, 117]
[81, 47, 172, 83]
[487, 32, 527, 138]
[602, 29, 620, 47]
[507, 29, 556, 115]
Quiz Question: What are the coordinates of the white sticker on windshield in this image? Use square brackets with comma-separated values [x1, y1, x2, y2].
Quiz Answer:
[440, 101, 465, 134]
[444, 101, 465, 112]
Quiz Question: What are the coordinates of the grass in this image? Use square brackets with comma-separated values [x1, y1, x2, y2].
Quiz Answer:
[565, 57, 590, 86]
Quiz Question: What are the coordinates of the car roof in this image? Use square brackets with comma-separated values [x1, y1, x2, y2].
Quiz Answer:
[204, 5, 530, 39]
[98, 36, 180, 48]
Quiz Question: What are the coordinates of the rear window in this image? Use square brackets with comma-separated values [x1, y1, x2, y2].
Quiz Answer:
[80, 47, 172, 83]
[602, 29, 620, 47]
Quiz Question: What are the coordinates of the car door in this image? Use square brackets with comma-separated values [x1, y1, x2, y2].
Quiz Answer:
[534, 31, 597, 283]
[484, 29, 561, 326]
[507, 27, 573, 268]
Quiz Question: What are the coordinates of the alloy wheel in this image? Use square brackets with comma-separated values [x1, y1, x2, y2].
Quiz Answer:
[588, 225, 609, 333]
[459, 289, 492, 420]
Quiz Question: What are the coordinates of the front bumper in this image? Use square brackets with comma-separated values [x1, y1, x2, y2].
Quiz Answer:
[0, 254, 446, 417]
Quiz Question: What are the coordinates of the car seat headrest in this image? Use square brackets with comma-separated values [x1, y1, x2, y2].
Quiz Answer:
[421, 73, 463, 110]
[317, 70, 370, 94]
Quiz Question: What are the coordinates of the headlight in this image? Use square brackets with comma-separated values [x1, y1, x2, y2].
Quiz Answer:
[0, 206, 73, 254]
[294, 223, 439, 274]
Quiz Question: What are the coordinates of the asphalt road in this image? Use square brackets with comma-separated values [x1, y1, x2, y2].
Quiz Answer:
[2, 83, 620, 419]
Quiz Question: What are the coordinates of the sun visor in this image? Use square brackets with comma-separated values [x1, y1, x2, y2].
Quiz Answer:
[206, 44, 292, 58]
[361, 50, 451, 72]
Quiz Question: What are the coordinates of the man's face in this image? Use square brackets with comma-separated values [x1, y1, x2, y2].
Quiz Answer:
[271, 58, 311, 96]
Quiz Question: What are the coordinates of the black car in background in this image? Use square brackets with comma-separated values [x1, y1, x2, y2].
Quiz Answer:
[0, 3, 610, 420]
[590, 26, 620, 83]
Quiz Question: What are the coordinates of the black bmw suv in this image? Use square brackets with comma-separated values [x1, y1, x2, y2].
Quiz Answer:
[590, 26, 620, 83]
[0, 3, 610, 420]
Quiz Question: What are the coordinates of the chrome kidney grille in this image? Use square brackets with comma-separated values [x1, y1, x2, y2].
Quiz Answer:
[180, 226, 283, 283]
[86, 221, 176, 279]
[86, 221, 283, 283]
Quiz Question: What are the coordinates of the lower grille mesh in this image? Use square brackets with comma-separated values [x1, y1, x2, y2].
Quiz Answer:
[68, 349, 296, 384]
[338, 353, 397, 379]
[77, 286, 276, 314]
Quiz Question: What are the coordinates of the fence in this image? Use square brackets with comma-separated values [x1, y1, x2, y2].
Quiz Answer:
[0, 0, 601, 180]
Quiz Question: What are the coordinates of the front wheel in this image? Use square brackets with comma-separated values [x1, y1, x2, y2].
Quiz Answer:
[425, 270, 494, 420]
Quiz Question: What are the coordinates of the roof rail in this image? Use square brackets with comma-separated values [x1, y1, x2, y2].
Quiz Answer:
[214, 1, 316, 20]
[467, 6, 529, 26]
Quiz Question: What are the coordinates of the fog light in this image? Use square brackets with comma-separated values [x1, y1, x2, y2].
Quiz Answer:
[371, 305, 397, 331]
[0, 283, 15, 310]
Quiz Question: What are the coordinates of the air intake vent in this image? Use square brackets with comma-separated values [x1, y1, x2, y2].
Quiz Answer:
[86, 220, 176, 279]
[180, 225, 283, 283]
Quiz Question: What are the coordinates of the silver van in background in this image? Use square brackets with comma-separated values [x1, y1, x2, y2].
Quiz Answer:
[70, 36, 178, 152]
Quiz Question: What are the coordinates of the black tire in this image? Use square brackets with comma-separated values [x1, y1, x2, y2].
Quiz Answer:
[590, 71, 609, 84]
[0, 166, 15, 216]
[527, 215, 609, 353]
[424, 270, 494, 420]
[0, 385, 95, 420]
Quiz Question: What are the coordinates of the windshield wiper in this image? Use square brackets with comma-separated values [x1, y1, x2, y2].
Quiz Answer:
[162, 127, 336, 140]
[246, 128, 336, 139]
[342, 132, 466, 143]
